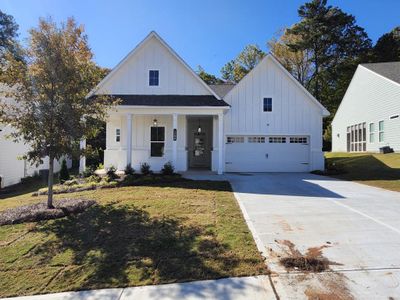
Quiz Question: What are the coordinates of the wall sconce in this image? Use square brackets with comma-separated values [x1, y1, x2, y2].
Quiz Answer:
[197, 119, 202, 133]
[153, 118, 158, 127]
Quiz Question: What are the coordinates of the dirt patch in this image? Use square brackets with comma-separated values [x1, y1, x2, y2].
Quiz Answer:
[278, 219, 293, 232]
[277, 240, 339, 272]
[0, 199, 96, 226]
[304, 272, 354, 299]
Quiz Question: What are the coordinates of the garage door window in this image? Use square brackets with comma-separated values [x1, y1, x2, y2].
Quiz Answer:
[290, 137, 308, 144]
[227, 136, 244, 144]
[269, 137, 286, 143]
[248, 136, 265, 143]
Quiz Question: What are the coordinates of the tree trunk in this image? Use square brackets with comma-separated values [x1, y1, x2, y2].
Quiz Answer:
[47, 156, 55, 209]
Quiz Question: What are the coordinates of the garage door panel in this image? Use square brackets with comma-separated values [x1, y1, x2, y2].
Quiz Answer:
[225, 136, 309, 172]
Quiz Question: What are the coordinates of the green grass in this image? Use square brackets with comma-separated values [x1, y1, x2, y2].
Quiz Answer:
[0, 181, 266, 297]
[325, 152, 400, 192]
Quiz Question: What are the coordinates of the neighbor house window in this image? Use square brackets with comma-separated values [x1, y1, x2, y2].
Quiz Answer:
[227, 136, 244, 144]
[149, 70, 159, 86]
[248, 136, 266, 143]
[115, 128, 121, 142]
[263, 98, 272, 112]
[290, 137, 308, 144]
[269, 137, 286, 143]
[379, 121, 384, 142]
[348, 122, 366, 152]
[369, 123, 375, 143]
[150, 126, 165, 157]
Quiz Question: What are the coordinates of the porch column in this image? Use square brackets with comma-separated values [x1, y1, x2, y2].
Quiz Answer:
[126, 113, 132, 167]
[172, 113, 178, 168]
[79, 139, 86, 173]
[218, 112, 224, 175]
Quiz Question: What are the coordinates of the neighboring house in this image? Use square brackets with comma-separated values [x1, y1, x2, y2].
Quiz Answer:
[88, 31, 329, 174]
[332, 62, 400, 153]
[0, 123, 69, 187]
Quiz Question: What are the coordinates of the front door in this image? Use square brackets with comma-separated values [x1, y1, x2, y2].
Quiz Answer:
[187, 117, 212, 169]
[190, 132, 208, 168]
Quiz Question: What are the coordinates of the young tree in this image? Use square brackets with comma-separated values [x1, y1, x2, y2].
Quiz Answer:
[0, 17, 116, 208]
[221, 45, 265, 83]
[268, 28, 313, 87]
[373, 27, 400, 62]
[196, 65, 224, 84]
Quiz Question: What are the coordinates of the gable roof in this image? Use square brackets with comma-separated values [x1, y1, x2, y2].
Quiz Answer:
[223, 54, 329, 116]
[361, 62, 400, 85]
[88, 31, 221, 99]
[208, 84, 236, 98]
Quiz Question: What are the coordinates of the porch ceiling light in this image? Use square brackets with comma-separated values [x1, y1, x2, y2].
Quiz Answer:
[197, 119, 202, 133]
[153, 118, 158, 127]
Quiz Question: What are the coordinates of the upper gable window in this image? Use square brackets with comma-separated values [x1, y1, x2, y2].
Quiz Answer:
[149, 70, 159, 86]
[263, 98, 272, 112]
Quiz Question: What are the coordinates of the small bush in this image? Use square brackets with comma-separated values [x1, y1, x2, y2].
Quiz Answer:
[124, 163, 135, 175]
[140, 162, 152, 175]
[122, 174, 137, 186]
[106, 166, 118, 180]
[63, 179, 79, 186]
[59, 159, 70, 183]
[86, 175, 101, 183]
[21, 174, 41, 185]
[161, 161, 175, 175]
[82, 166, 95, 178]
[97, 163, 104, 170]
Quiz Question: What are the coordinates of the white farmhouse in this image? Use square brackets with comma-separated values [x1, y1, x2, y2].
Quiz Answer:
[332, 62, 400, 153]
[88, 31, 329, 174]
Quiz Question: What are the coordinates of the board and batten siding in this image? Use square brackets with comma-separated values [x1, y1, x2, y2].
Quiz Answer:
[332, 65, 400, 152]
[223, 56, 325, 171]
[97, 35, 212, 96]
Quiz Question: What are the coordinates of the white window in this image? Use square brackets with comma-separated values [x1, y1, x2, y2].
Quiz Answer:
[248, 136, 266, 143]
[115, 128, 121, 142]
[149, 70, 159, 86]
[263, 98, 272, 112]
[379, 120, 384, 142]
[269, 137, 286, 143]
[150, 126, 165, 157]
[227, 136, 244, 144]
[348, 122, 366, 152]
[369, 123, 375, 143]
[290, 137, 308, 144]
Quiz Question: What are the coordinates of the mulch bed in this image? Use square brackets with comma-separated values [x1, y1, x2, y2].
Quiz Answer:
[0, 198, 97, 226]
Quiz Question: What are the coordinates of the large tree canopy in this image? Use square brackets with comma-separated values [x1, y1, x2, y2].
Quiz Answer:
[0, 17, 116, 208]
[196, 65, 224, 84]
[373, 26, 400, 62]
[287, 0, 371, 111]
[221, 45, 265, 83]
[0, 9, 22, 67]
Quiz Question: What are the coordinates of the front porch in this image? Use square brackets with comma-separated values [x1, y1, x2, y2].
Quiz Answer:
[100, 107, 226, 175]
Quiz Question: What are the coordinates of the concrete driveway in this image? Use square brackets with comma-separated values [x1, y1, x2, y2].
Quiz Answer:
[227, 173, 400, 299]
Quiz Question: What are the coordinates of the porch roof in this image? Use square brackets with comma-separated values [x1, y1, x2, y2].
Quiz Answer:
[95, 94, 230, 107]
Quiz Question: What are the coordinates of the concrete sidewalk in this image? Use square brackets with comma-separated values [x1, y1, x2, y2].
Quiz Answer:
[3, 276, 275, 300]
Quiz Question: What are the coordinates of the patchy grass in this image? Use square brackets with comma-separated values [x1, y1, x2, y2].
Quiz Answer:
[0, 181, 266, 297]
[325, 152, 400, 192]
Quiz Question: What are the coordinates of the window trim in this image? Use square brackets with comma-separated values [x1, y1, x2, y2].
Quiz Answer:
[369, 122, 375, 143]
[115, 128, 121, 143]
[148, 69, 160, 87]
[150, 125, 165, 157]
[262, 97, 273, 113]
[378, 120, 384, 143]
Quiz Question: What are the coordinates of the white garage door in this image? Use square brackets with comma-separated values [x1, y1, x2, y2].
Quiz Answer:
[225, 136, 310, 172]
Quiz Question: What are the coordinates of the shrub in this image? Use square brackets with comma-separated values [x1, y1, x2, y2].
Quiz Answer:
[106, 166, 118, 180]
[122, 174, 137, 186]
[86, 175, 101, 183]
[59, 159, 70, 183]
[97, 163, 104, 170]
[124, 163, 135, 175]
[140, 162, 152, 175]
[82, 166, 95, 178]
[161, 161, 174, 175]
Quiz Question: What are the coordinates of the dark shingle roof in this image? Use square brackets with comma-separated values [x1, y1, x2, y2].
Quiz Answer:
[93, 94, 229, 107]
[361, 62, 400, 84]
[208, 84, 235, 98]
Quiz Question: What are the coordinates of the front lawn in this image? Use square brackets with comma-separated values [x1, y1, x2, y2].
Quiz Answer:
[0, 180, 266, 297]
[325, 152, 400, 192]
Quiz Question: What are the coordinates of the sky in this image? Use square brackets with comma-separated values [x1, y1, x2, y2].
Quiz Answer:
[1, 0, 399, 76]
